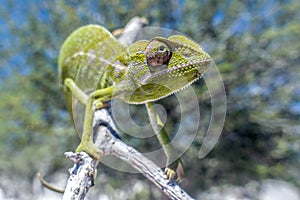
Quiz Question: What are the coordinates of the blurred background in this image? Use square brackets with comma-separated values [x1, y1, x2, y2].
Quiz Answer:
[0, 0, 299, 199]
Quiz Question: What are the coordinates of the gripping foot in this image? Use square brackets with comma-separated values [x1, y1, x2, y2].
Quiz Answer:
[164, 159, 184, 182]
[76, 142, 102, 160]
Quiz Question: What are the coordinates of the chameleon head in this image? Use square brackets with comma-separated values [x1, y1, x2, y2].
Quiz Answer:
[118, 35, 212, 104]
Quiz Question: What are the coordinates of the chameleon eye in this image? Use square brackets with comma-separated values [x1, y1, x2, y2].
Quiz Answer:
[145, 40, 172, 71]
[158, 45, 166, 52]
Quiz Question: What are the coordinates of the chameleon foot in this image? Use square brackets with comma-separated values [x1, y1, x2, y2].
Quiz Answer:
[76, 142, 102, 160]
[164, 160, 184, 182]
[93, 99, 110, 110]
[164, 167, 176, 180]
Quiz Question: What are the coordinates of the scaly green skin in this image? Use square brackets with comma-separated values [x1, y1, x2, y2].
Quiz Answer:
[58, 25, 211, 180]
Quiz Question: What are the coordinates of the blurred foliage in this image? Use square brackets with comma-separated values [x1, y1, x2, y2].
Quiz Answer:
[0, 0, 299, 199]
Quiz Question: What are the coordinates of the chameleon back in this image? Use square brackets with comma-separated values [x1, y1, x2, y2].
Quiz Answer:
[58, 25, 126, 91]
[58, 25, 125, 131]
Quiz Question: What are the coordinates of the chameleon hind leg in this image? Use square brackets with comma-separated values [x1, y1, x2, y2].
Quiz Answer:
[75, 94, 102, 160]
[64, 78, 113, 160]
[76, 87, 115, 160]
[145, 102, 184, 182]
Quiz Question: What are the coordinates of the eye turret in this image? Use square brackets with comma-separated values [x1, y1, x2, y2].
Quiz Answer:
[145, 40, 172, 72]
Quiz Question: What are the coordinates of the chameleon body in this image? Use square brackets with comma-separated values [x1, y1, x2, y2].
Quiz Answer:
[58, 25, 211, 179]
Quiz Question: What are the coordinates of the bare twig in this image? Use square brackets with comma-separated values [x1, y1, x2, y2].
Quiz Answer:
[37, 173, 64, 193]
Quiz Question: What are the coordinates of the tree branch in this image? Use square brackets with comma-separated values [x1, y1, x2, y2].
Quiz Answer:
[63, 108, 195, 200]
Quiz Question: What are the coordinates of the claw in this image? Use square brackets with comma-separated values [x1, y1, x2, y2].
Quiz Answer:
[164, 167, 176, 180]
[94, 100, 110, 110]
[76, 142, 102, 160]
[164, 160, 185, 182]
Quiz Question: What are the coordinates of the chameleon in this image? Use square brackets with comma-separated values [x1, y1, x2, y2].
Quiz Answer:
[58, 25, 211, 181]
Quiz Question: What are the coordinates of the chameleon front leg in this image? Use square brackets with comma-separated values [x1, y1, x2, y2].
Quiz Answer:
[64, 78, 114, 160]
[145, 102, 184, 182]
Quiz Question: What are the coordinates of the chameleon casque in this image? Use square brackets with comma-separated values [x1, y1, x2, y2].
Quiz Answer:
[58, 25, 211, 181]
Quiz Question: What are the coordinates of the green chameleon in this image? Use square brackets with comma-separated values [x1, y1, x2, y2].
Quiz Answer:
[58, 25, 211, 181]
